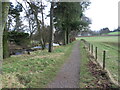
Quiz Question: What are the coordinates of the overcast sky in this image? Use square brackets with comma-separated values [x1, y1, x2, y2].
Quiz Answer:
[11, 0, 119, 31]
[85, 0, 119, 31]
[45, 0, 120, 31]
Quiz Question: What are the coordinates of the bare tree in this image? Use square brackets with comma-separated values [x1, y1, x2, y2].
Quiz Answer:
[26, 1, 45, 49]
[16, 1, 37, 45]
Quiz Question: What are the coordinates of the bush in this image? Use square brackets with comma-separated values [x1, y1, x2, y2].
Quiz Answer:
[8, 31, 30, 48]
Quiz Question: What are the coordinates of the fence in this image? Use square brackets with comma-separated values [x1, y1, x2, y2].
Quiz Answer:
[80, 39, 120, 87]
[81, 39, 106, 70]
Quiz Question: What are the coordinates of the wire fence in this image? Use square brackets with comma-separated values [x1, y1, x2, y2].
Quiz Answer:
[80, 39, 120, 87]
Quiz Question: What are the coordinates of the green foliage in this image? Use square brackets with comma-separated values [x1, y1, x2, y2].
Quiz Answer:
[8, 31, 29, 47]
[54, 2, 82, 31]
[53, 2, 90, 44]
[9, 2, 24, 32]
[53, 3, 83, 44]
[9, 2, 22, 17]
[70, 21, 80, 30]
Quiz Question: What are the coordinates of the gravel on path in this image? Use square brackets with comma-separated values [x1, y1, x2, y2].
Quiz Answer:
[47, 41, 81, 88]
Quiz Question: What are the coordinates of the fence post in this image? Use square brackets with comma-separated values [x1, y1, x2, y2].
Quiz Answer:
[95, 47, 97, 60]
[89, 43, 90, 51]
[103, 50, 106, 70]
[91, 44, 93, 54]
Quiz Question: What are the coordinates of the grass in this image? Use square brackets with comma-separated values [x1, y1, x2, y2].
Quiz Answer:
[78, 36, 119, 83]
[107, 32, 120, 35]
[2, 41, 76, 88]
[79, 41, 96, 88]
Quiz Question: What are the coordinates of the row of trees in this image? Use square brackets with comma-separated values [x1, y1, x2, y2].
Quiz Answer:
[50, 2, 91, 50]
[0, 1, 91, 59]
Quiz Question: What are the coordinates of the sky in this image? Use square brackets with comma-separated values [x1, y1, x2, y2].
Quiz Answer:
[45, 0, 120, 31]
[85, 0, 120, 31]
[10, 0, 120, 31]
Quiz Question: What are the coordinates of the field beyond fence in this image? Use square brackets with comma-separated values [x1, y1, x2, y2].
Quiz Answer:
[77, 36, 119, 87]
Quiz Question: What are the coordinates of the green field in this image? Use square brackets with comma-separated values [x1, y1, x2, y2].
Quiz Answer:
[77, 36, 119, 83]
[107, 31, 120, 35]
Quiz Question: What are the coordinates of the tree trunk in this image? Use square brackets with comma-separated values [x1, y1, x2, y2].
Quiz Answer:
[63, 30, 67, 45]
[36, 14, 44, 50]
[0, 1, 9, 77]
[33, 11, 44, 50]
[3, 24, 9, 59]
[48, 2, 54, 52]
[66, 29, 69, 44]
[41, 1, 45, 50]
[0, 2, 9, 59]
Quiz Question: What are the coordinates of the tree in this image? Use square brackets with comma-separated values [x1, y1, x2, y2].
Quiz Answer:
[48, 2, 54, 52]
[53, 2, 83, 45]
[3, 22, 10, 59]
[13, 4, 23, 32]
[99, 27, 110, 35]
[112, 27, 120, 32]
[8, 31, 29, 48]
[41, 1, 47, 49]
[3, 2, 23, 59]
[8, 2, 23, 31]
[33, 25, 50, 46]
[16, 1, 37, 45]
[0, 1, 9, 60]
[26, 1, 46, 50]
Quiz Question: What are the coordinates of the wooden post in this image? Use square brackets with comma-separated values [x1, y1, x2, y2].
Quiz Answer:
[95, 47, 97, 60]
[91, 44, 93, 54]
[89, 43, 90, 51]
[103, 51, 106, 70]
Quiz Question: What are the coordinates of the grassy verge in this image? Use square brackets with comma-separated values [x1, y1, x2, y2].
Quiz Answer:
[79, 41, 118, 88]
[78, 36, 119, 83]
[2, 41, 76, 88]
[79, 41, 96, 88]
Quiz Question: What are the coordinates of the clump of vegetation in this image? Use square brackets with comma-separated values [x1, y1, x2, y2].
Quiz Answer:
[8, 31, 30, 47]
[2, 41, 75, 88]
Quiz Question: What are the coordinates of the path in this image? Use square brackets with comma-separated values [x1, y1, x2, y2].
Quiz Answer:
[47, 41, 81, 88]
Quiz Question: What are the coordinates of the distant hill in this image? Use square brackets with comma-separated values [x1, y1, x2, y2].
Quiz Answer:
[107, 31, 120, 35]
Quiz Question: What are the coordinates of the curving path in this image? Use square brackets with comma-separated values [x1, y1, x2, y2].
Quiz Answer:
[47, 41, 81, 88]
